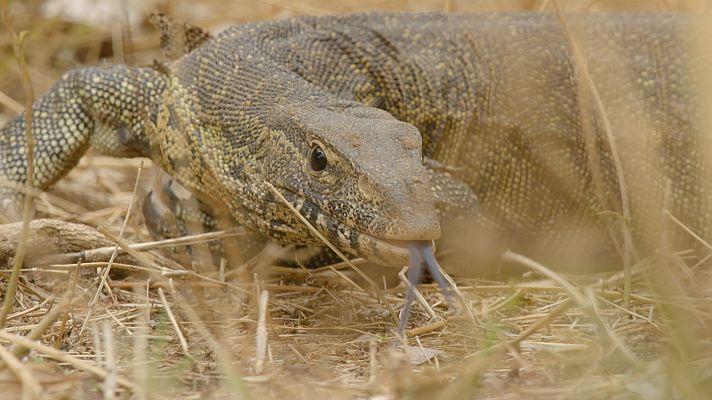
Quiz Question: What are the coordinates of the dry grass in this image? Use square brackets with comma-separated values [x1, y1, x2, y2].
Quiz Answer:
[1, 0, 712, 399]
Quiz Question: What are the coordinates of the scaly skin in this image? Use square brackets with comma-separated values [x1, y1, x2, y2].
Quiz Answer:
[1, 12, 709, 272]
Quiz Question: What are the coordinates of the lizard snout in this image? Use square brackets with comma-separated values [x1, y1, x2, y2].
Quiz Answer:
[386, 205, 441, 241]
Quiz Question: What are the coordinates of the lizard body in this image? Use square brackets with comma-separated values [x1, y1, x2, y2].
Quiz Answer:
[1, 12, 709, 273]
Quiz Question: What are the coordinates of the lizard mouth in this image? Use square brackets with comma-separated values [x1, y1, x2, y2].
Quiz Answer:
[323, 216, 437, 266]
[317, 220, 435, 267]
[272, 186, 440, 266]
[276, 190, 435, 265]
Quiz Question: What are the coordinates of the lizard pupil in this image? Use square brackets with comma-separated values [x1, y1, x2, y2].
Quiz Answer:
[310, 146, 327, 171]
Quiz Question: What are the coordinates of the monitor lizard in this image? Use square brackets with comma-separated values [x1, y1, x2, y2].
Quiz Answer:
[1, 12, 710, 283]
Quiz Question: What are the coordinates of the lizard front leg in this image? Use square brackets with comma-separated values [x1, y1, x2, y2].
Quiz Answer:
[142, 169, 268, 270]
[425, 159, 477, 219]
[0, 65, 165, 219]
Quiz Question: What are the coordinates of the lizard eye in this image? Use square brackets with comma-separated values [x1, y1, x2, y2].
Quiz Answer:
[310, 145, 328, 172]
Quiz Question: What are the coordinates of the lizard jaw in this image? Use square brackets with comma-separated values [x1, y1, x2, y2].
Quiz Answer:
[359, 235, 412, 265]
[276, 189, 438, 266]
[342, 233, 434, 266]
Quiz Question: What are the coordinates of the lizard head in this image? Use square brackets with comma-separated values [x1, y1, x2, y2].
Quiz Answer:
[238, 100, 441, 265]
[164, 36, 442, 266]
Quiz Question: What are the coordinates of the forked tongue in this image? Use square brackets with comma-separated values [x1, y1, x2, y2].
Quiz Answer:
[397, 241, 453, 337]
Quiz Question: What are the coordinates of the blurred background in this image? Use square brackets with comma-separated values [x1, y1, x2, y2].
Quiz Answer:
[1, 1, 712, 399]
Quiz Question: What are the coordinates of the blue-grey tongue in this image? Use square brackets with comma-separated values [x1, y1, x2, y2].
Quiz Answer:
[397, 241, 452, 336]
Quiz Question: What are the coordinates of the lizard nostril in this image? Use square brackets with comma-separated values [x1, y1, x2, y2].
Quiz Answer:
[397, 134, 420, 151]
[349, 134, 362, 148]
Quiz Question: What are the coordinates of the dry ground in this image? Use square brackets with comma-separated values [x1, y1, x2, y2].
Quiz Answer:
[1, 1, 712, 399]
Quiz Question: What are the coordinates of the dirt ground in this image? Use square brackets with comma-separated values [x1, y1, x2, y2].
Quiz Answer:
[1, 1, 712, 399]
